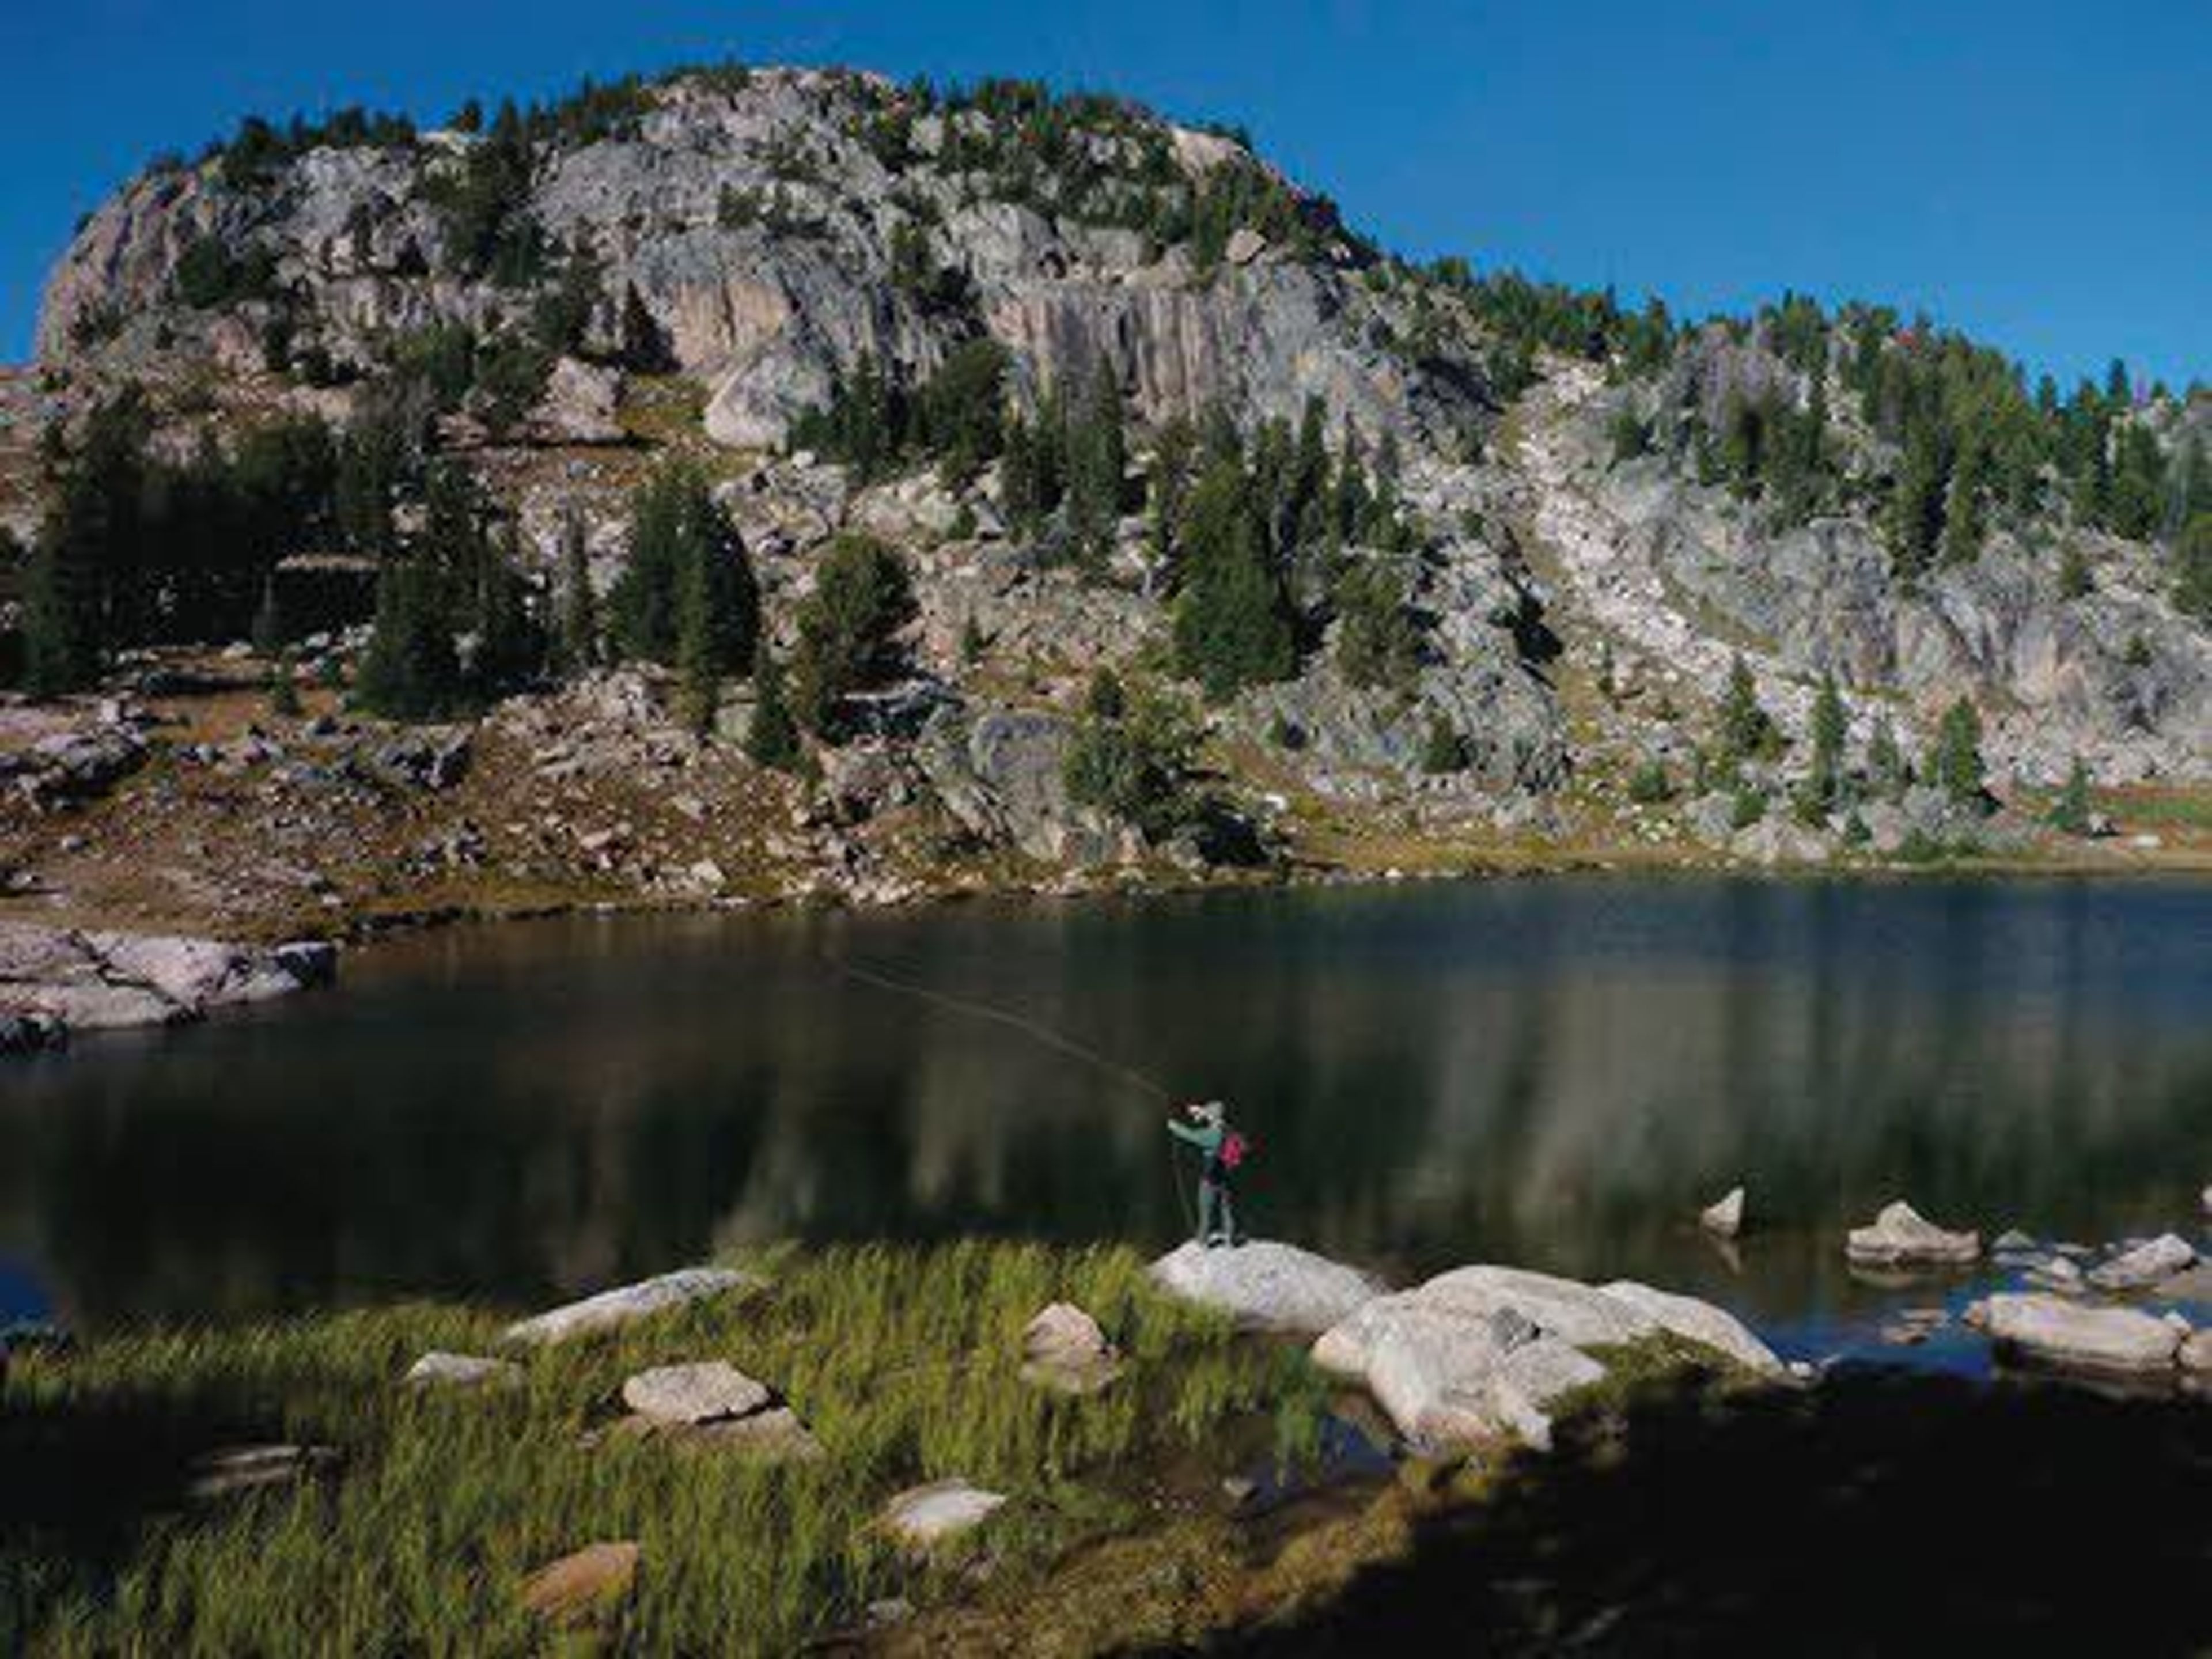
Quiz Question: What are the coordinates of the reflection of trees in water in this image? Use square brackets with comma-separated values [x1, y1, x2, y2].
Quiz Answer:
[3, 882, 2208, 1325]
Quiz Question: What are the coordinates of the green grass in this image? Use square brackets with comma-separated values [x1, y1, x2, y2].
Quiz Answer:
[1, 1243, 1317, 1656]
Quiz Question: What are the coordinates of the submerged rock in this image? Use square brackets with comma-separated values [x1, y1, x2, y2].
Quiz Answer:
[881, 1479, 1007, 1548]
[1700, 1186, 1746, 1239]
[2087, 1234, 2196, 1292]
[1149, 1240, 1384, 1335]
[405, 1351, 522, 1389]
[621, 1361, 772, 1425]
[1846, 1201, 1980, 1267]
[2153, 1264, 2212, 1304]
[520, 1541, 639, 1626]
[1966, 1293, 2184, 1376]
[2181, 1331, 2212, 1375]
[503, 1267, 759, 1346]
[1020, 1302, 1121, 1395]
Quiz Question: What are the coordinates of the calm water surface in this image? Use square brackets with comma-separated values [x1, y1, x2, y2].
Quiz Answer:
[5, 876, 2209, 1367]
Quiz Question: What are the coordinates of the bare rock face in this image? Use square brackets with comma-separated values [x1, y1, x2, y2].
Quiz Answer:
[1846, 1201, 1980, 1267]
[38, 70, 1468, 457]
[503, 1267, 758, 1346]
[1149, 1240, 1384, 1335]
[2089, 1234, 2197, 1292]
[1965, 1293, 2184, 1375]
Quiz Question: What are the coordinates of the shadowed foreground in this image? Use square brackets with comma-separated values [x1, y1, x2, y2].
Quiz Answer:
[1211, 1366, 2212, 1656]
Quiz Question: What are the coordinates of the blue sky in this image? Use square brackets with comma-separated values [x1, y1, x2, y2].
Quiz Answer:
[5, 1, 2206, 387]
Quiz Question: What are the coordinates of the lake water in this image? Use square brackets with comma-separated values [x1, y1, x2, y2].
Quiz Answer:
[5, 877, 2209, 1366]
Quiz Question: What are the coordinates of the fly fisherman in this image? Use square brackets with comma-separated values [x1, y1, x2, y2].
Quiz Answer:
[1167, 1100, 1243, 1248]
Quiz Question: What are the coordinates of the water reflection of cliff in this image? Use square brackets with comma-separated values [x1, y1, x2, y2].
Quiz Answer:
[3, 880, 2207, 1327]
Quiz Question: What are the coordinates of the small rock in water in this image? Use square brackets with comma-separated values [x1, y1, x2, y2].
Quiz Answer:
[2153, 1264, 2212, 1304]
[2181, 1331, 2212, 1374]
[2201, 1184, 2211, 1218]
[520, 1541, 639, 1626]
[1700, 1186, 1746, 1239]
[2026, 1257, 2087, 1294]
[1965, 1293, 2183, 1376]
[405, 1351, 521, 1390]
[881, 1479, 1008, 1548]
[621, 1361, 771, 1425]
[2088, 1234, 2196, 1292]
[1846, 1201, 1980, 1267]
[1222, 1475, 1260, 1508]
[1991, 1229, 2040, 1256]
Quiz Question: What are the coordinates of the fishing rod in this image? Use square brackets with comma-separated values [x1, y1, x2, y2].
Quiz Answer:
[824, 948, 1200, 1236]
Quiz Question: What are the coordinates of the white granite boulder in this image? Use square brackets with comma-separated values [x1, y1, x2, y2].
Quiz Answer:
[620, 1361, 772, 1425]
[1700, 1186, 1746, 1238]
[880, 1479, 1007, 1548]
[1020, 1302, 1120, 1394]
[405, 1351, 522, 1389]
[1313, 1264, 1783, 1453]
[1846, 1201, 1980, 1267]
[2087, 1234, 2196, 1292]
[1149, 1240, 1383, 1335]
[1966, 1293, 2184, 1375]
[504, 1268, 758, 1346]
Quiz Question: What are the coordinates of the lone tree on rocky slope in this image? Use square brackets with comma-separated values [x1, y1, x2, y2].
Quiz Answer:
[791, 533, 917, 736]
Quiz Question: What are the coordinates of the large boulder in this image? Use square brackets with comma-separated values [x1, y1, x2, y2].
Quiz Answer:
[1149, 1241, 1383, 1335]
[2087, 1234, 2196, 1292]
[503, 1267, 759, 1346]
[1965, 1293, 2184, 1376]
[1846, 1201, 1980, 1267]
[1313, 1265, 1783, 1452]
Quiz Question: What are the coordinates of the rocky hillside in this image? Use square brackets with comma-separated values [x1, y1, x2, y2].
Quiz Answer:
[3, 61, 2210, 955]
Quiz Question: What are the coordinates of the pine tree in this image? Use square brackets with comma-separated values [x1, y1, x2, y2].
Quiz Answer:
[1066, 365, 1126, 566]
[790, 533, 916, 735]
[1868, 715, 1909, 801]
[1717, 654, 1775, 763]
[21, 524, 106, 696]
[1940, 438, 1988, 565]
[1170, 457, 1296, 698]
[1931, 697, 1987, 808]
[2048, 757, 2093, 835]
[1809, 671, 1847, 805]
[612, 463, 756, 670]
[676, 540, 719, 739]
[746, 635, 802, 770]
[1888, 423, 1951, 578]
[354, 554, 460, 719]
[556, 506, 598, 674]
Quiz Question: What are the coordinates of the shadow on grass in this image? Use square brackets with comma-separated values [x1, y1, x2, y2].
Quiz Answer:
[1209, 1366, 2212, 1656]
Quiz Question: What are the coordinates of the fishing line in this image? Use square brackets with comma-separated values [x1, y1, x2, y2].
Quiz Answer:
[824, 948, 1199, 1233]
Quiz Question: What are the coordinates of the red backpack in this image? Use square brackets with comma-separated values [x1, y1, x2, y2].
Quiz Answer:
[1219, 1131, 1251, 1172]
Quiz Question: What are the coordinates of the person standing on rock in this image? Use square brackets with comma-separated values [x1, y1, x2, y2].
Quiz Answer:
[1168, 1101, 1245, 1248]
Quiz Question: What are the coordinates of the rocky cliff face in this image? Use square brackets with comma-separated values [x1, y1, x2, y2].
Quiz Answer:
[7, 61, 2210, 934]
[36, 69, 1468, 453]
